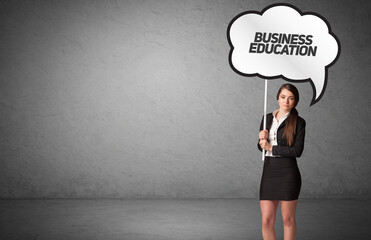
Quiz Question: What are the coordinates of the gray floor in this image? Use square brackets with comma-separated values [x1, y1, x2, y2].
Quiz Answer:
[0, 198, 369, 240]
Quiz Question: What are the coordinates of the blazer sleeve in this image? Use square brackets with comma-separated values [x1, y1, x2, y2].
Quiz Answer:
[257, 115, 264, 152]
[272, 118, 306, 158]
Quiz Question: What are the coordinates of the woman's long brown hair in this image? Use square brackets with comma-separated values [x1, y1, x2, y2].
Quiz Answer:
[276, 84, 299, 146]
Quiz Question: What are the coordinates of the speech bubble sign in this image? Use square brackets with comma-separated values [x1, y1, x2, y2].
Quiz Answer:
[227, 3, 340, 105]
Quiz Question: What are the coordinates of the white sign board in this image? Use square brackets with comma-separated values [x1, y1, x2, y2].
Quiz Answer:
[227, 3, 340, 105]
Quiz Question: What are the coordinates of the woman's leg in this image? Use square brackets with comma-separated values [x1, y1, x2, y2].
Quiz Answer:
[260, 200, 279, 240]
[281, 200, 298, 240]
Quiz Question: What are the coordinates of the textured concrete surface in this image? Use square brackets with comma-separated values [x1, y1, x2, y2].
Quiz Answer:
[1, 198, 370, 240]
[1, 0, 371, 198]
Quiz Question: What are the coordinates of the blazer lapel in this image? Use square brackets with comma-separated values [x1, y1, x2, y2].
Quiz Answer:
[278, 117, 288, 130]
[266, 113, 273, 130]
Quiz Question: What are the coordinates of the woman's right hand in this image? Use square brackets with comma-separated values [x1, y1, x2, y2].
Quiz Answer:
[259, 130, 268, 140]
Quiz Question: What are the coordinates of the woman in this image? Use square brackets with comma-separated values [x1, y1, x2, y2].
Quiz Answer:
[258, 83, 306, 240]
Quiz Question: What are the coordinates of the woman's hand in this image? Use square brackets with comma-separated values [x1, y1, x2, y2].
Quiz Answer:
[259, 130, 268, 140]
[259, 139, 273, 152]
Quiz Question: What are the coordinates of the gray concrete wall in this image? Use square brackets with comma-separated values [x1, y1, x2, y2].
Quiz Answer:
[0, 0, 370, 198]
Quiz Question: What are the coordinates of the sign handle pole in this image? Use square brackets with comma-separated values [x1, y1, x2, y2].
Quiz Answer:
[262, 79, 268, 161]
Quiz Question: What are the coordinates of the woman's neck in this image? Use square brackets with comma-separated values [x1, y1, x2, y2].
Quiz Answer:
[275, 109, 290, 119]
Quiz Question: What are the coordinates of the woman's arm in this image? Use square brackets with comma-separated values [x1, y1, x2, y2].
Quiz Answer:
[257, 115, 264, 152]
[272, 118, 306, 157]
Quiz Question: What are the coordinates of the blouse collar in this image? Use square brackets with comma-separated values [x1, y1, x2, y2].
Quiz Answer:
[273, 109, 290, 121]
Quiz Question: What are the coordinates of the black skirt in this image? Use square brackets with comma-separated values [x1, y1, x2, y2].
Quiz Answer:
[260, 156, 301, 201]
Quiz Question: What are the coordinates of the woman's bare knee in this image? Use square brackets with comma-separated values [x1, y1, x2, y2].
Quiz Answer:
[262, 217, 275, 228]
[282, 216, 296, 227]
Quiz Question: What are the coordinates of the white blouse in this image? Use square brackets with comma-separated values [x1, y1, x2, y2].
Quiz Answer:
[265, 110, 289, 157]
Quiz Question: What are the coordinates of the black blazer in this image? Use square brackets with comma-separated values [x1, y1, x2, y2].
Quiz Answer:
[257, 113, 306, 158]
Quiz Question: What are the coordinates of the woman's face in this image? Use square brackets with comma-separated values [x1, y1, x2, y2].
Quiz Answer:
[277, 88, 295, 112]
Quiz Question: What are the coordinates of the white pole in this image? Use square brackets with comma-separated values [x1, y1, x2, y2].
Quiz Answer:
[262, 79, 268, 161]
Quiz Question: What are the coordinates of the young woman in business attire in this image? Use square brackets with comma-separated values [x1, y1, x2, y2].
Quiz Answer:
[258, 83, 306, 240]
